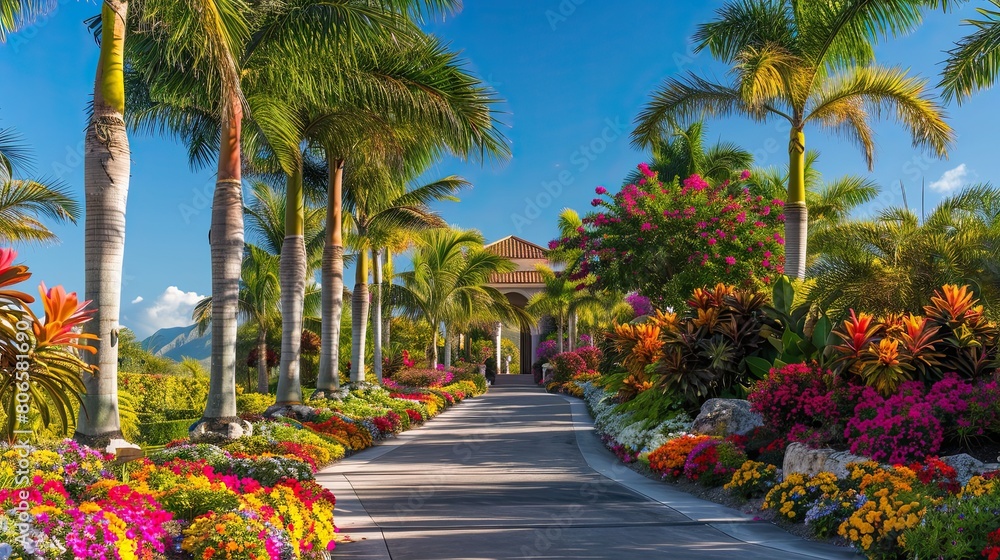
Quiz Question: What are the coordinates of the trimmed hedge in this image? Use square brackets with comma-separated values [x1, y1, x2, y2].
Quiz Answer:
[138, 418, 199, 446]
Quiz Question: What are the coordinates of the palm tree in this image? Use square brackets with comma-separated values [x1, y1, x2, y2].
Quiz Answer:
[394, 228, 529, 368]
[192, 181, 326, 394]
[74, 0, 251, 447]
[940, 1, 1000, 103]
[808, 184, 1000, 315]
[632, 0, 954, 281]
[0, 127, 80, 243]
[310, 31, 510, 394]
[525, 266, 595, 354]
[623, 120, 752, 186]
[343, 158, 468, 382]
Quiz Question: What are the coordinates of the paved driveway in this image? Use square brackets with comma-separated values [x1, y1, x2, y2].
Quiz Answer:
[317, 375, 859, 559]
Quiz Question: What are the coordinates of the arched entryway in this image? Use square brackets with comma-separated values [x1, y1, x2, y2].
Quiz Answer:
[504, 292, 533, 375]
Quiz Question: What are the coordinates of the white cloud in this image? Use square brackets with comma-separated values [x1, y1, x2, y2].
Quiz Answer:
[126, 286, 206, 339]
[131, 296, 144, 304]
[929, 164, 969, 193]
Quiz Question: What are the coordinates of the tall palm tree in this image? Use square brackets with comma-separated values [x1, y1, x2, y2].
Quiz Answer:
[0, 127, 80, 243]
[632, 0, 954, 281]
[343, 159, 468, 382]
[192, 181, 326, 393]
[623, 119, 752, 186]
[394, 228, 529, 368]
[940, 1, 1000, 103]
[310, 31, 511, 394]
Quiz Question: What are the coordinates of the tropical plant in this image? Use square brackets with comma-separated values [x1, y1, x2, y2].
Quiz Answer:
[0, 249, 95, 440]
[525, 265, 599, 355]
[393, 228, 530, 368]
[622, 119, 752, 186]
[0, 127, 79, 244]
[808, 185, 1000, 317]
[940, 0, 1000, 104]
[0, 0, 43, 41]
[632, 0, 954, 280]
[563, 165, 785, 310]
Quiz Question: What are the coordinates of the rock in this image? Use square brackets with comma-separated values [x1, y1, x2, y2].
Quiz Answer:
[264, 404, 316, 421]
[940, 453, 991, 485]
[782, 442, 869, 480]
[189, 417, 253, 443]
[689, 399, 763, 437]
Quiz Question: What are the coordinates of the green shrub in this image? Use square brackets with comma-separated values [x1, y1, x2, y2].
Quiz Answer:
[236, 393, 275, 415]
[164, 408, 202, 421]
[453, 371, 487, 394]
[137, 418, 198, 446]
[159, 485, 240, 522]
[902, 492, 1000, 559]
[119, 372, 210, 414]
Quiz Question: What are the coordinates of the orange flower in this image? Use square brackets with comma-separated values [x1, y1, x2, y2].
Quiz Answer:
[31, 282, 97, 351]
[0, 247, 34, 304]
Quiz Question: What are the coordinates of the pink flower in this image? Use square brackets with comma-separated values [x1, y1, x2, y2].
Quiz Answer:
[591, 198, 601, 207]
[548, 240, 559, 250]
[762, 259, 770, 268]
[638, 163, 655, 178]
[707, 238, 717, 246]
[725, 256, 736, 266]
[735, 212, 746, 223]
[740, 169, 751, 180]
[640, 222, 652, 231]
[595, 185, 608, 195]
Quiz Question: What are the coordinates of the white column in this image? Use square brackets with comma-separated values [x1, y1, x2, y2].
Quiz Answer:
[495, 321, 502, 374]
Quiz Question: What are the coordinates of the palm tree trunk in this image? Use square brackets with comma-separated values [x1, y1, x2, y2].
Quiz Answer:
[568, 312, 576, 351]
[785, 128, 808, 281]
[430, 324, 439, 368]
[256, 328, 269, 394]
[316, 158, 344, 396]
[383, 248, 393, 348]
[372, 247, 384, 382]
[202, 100, 243, 425]
[76, 0, 134, 452]
[443, 325, 452, 368]
[557, 312, 564, 353]
[276, 164, 306, 404]
[350, 249, 370, 383]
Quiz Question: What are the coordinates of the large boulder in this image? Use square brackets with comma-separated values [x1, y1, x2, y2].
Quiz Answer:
[940, 453, 1000, 485]
[690, 398, 763, 437]
[189, 417, 253, 443]
[782, 442, 869, 480]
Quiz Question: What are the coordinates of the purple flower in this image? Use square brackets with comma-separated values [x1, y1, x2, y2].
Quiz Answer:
[595, 185, 608, 195]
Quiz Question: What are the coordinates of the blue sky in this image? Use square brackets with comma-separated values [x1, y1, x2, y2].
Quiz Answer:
[1, 1, 999, 338]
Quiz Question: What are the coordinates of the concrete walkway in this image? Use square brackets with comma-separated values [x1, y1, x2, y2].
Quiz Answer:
[316, 375, 859, 559]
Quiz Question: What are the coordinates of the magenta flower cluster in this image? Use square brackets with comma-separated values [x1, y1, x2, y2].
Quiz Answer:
[557, 164, 785, 308]
[748, 363, 843, 440]
[845, 383, 944, 464]
[625, 292, 653, 316]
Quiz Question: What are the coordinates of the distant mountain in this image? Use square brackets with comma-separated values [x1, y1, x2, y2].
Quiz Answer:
[141, 324, 211, 364]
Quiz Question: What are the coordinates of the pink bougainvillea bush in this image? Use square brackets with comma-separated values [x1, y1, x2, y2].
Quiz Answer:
[553, 164, 785, 309]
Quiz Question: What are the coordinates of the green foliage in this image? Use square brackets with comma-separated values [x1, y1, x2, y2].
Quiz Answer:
[137, 418, 198, 446]
[119, 372, 210, 415]
[236, 393, 275, 415]
[902, 491, 1000, 559]
[159, 486, 241, 522]
[499, 337, 519, 373]
[748, 276, 836, 377]
[560, 166, 785, 311]
[117, 328, 177, 375]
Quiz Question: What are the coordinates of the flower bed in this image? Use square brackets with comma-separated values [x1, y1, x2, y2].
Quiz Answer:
[2, 372, 488, 559]
[573, 379, 1000, 560]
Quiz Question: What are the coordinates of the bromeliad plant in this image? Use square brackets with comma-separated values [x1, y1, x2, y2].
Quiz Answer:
[830, 284, 1000, 395]
[0, 249, 96, 439]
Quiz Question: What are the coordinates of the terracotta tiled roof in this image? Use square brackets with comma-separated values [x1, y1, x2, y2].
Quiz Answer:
[488, 270, 544, 284]
[484, 236, 547, 260]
